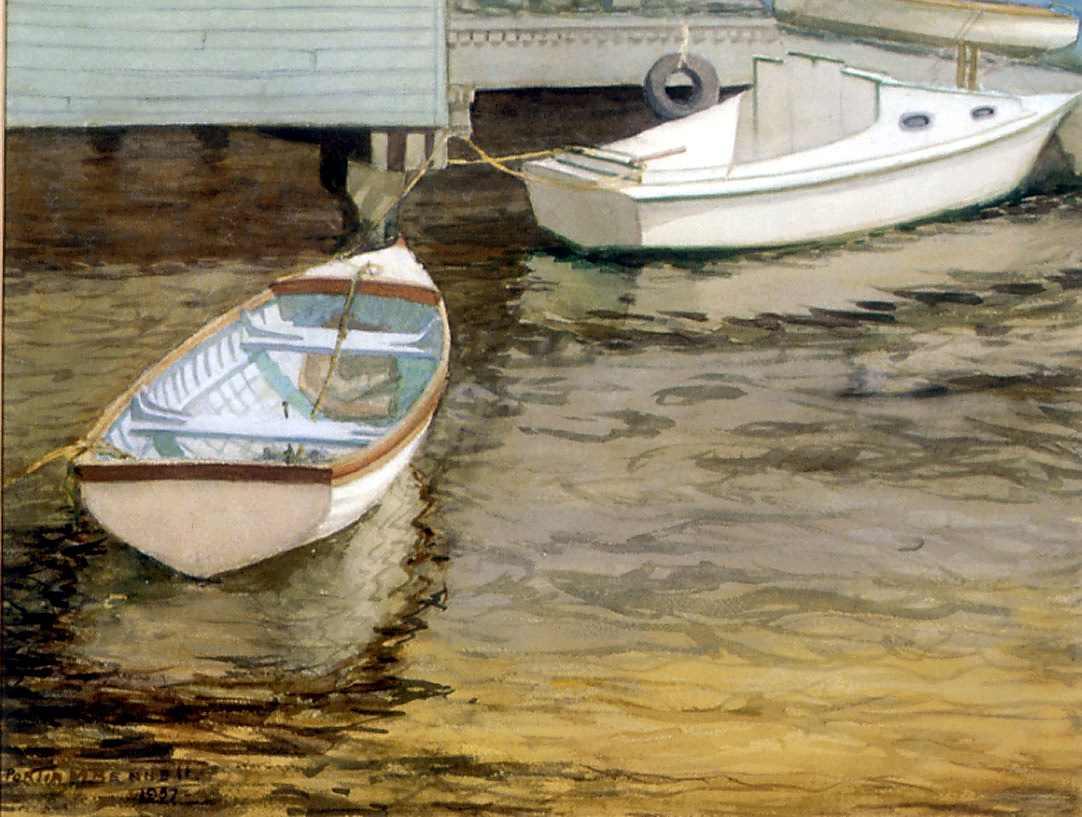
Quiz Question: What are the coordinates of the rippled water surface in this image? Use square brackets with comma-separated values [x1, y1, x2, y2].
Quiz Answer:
[4, 92, 1081, 816]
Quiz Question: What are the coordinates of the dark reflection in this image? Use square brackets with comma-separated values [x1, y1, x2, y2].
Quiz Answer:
[2, 470, 450, 796]
[87, 128, 127, 157]
[190, 125, 230, 153]
[319, 138, 364, 248]
[190, 126, 230, 168]
[259, 126, 386, 250]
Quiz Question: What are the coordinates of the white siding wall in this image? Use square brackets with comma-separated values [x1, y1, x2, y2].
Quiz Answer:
[5, 0, 448, 128]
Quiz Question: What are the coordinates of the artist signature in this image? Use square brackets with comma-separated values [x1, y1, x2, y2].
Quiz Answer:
[3, 764, 203, 803]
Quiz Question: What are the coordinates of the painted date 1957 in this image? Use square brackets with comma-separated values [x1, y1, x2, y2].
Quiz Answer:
[136, 786, 179, 804]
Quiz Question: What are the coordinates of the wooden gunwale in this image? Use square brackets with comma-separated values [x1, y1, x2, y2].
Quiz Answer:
[77, 462, 331, 484]
[330, 295, 449, 484]
[780, 0, 1074, 20]
[76, 277, 449, 486]
[271, 277, 441, 306]
[897, 0, 1072, 19]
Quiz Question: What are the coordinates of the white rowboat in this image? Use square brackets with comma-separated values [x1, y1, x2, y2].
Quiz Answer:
[769, 0, 1081, 54]
[523, 54, 1080, 252]
[74, 242, 450, 578]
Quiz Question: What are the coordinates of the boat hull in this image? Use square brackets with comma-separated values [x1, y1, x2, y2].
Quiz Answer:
[79, 419, 432, 579]
[525, 104, 1068, 252]
[773, 0, 1080, 54]
[80, 475, 334, 578]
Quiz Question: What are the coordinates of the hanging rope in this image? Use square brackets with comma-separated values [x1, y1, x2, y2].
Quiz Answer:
[677, 21, 691, 70]
[308, 262, 372, 418]
[310, 131, 458, 412]
[367, 130, 452, 242]
[329, 129, 454, 261]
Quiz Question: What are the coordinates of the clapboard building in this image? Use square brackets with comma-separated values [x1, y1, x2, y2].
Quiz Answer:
[5, 0, 448, 130]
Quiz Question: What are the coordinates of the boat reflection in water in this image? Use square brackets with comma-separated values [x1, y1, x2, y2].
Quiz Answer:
[70, 469, 442, 693]
[2, 467, 446, 753]
[519, 206, 1045, 331]
[519, 187, 1082, 394]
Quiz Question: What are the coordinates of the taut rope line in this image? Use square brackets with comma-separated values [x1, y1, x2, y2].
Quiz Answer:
[451, 135, 629, 191]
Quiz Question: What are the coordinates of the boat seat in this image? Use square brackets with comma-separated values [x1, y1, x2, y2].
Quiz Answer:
[240, 311, 439, 359]
[128, 391, 385, 446]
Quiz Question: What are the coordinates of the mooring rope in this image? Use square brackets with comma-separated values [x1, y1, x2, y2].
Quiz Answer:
[3, 439, 132, 489]
[447, 147, 561, 166]
[362, 129, 453, 251]
[451, 135, 630, 191]
[309, 131, 458, 414]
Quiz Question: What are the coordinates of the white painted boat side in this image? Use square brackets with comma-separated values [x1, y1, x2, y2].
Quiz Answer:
[80, 478, 334, 578]
[774, 0, 1081, 52]
[635, 108, 1063, 248]
[525, 181, 644, 249]
[79, 419, 434, 578]
[531, 90, 1076, 198]
[525, 107, 1066, 249]
[307, 421, 431, 543]
[524, 59, 1079, 251]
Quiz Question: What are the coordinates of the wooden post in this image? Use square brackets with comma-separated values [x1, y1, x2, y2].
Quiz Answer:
[346, 128, 441, 249]
[955, 42, 980, 90]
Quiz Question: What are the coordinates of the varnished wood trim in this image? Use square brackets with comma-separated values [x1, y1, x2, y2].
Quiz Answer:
[331, 298, 451, 483]
[76, 462, 331, 484]
[270, 277, 442, 306]
[906, 0, 1071, 19]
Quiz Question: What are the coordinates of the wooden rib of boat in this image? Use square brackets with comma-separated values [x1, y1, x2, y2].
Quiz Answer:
[522, 53, 1080, 253]
[769, 0, 1081, 53]
[73, 241, 450, 578]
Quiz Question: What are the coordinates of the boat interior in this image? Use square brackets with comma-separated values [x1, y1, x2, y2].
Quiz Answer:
[96, 291, 444, 465]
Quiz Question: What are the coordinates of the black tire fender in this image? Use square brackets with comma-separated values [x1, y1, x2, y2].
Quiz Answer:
[643, 53, 721, 120]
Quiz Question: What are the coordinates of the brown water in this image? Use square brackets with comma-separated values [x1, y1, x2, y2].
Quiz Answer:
[3, 91, 1081, 816]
